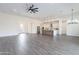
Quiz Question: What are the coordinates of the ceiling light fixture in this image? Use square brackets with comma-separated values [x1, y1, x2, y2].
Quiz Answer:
[26, 4, 39, 13]
[68, 9, 79, 24]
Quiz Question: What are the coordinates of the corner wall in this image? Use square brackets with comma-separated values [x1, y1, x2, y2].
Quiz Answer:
[0, 12, 41, 37]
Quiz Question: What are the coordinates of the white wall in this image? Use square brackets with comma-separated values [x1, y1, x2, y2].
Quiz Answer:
[0, 12, 41, 37]
[62, 21, 67, 34]
[53, 22, 59, 29]
[67, 22, 79, 36]
[59, 19, 67, 35]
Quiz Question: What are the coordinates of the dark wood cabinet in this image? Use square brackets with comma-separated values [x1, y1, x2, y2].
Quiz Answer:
[37, 26, 40, 34]
[42, 30, 53, 36]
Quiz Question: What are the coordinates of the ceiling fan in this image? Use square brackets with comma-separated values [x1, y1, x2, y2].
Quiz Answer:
[26, 4, 39, 13]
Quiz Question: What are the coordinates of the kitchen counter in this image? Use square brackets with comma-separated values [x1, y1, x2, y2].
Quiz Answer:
[42, 30, 53, 36]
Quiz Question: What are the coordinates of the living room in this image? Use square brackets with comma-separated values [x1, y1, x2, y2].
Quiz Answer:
[0, 3, 79, 55]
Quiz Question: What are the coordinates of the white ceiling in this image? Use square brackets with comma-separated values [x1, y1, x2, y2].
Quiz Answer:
[0, 3, 79, 20]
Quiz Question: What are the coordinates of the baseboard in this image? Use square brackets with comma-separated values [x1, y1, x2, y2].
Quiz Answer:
[0, 33, 18, 37]
[0, 32, 37, 37]
[67, 34, 79, 37]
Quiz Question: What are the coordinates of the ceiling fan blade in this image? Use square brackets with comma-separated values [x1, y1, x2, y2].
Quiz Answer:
[26, 8, 31, 12]
[33, 8, 38, 9]
[32, 10, 35, 13]
[26, 4, 39, 13]
[30, 4, 34, 9]
[32, 10, 38, 13]
[34, 9, 38, 12]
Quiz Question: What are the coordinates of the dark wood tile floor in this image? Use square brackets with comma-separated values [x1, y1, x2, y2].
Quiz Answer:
[0, 33, 79, 55]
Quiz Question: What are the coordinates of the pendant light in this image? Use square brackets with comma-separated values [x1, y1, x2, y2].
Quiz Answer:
[68, 9, 79, 24]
